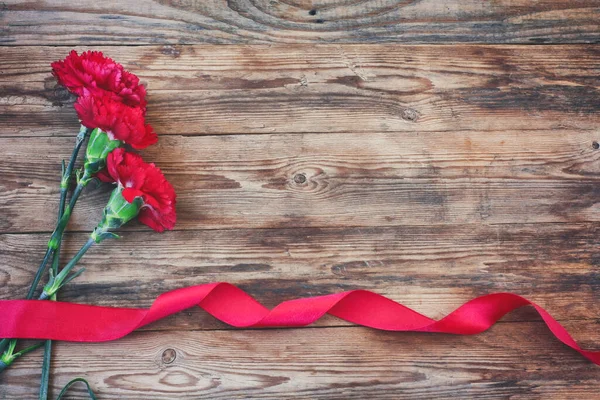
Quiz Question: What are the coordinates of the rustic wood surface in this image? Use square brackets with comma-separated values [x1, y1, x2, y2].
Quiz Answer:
[3, 45, 600, 137]
[2, 0, 600, 44]
[1, 1, 600, 399]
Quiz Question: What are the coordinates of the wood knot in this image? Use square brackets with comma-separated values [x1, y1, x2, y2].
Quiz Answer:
[593, 141, 599, 150]
[401, 108, 419, 122]
[293, 173, 307, 185]
[43, 76, 75, 107]
[287, 167, 328, 194]
[161, 45, 181, 58]
[161, 348, 177, 364]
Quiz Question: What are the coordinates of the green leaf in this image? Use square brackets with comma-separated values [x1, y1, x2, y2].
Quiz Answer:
[61, 268, 86, 286]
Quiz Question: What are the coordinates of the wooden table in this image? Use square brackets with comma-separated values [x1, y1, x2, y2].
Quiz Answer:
[1, 1, 600, 398]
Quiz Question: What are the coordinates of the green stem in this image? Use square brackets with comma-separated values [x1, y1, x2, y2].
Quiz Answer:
[39, 139, 79, 400]
[0, 340, 8, 362]
[24, 180, 86, 301]
[56, 378, 98, 400]
[49, 181, 86, 243]
[0, 248, 53, 355]
[0, 339, 16, 373]
[0, 341, 44, 373]
[40, 238, 95, 300]
[0, 237, 96, 376]
[38, 179, 80, 398]
[27, 127, 89, 300]
[26, 248, 54, 300]
[0, 127, 89, 377]
[39, 212, 69, 400]
[39, 341, 52, 400]
[39, 254, 62, 400]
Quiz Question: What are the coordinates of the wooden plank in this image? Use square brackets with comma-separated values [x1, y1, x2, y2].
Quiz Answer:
[2, 1, 600, 45]
[1, 323, 599, 399]
[1, 45, 599, 136]
[1, 17, 599, 400]
[2, 223, 599, 330]
[2, 132, 600, 233]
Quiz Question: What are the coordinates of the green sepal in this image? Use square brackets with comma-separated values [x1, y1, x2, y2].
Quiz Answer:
[0, 340, 43, 372]
[90, 188, 141, 244]
[0, 339, 17, 367]
[91, 231, 120, 243]
[82, 128, 121, 184]
[103, 188, 142, 228]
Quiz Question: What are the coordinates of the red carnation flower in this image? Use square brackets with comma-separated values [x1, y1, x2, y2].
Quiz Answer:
[74, 91, 157, 149]
[52, 50, 147, 109]
[98, 148, 176, 232]
[107, 69, 147, 109]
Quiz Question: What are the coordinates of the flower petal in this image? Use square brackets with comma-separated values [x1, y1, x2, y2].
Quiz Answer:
[104, 149, 177, 232]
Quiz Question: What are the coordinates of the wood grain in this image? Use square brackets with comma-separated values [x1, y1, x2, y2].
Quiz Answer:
[1, 324, 599, 399]
[2, 132, 600, 233]
[1, 11, 600, 398]
[1, 223, 599, 331]
[1, 45, 599, 136]
[2, 1, 600, 45]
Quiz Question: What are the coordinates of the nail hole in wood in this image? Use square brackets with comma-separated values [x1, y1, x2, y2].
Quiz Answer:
[593, 141, 599, 150]
[308, 9, 317, 15]
[162, 349, 176, 364]
[315, 19, 325, 24]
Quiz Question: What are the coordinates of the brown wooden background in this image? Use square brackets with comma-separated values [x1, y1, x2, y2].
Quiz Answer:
[1, 1, 600, 399]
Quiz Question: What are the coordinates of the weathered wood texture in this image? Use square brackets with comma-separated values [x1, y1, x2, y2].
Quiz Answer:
[2, 45, 600, 136]
[2, 0, 600, 45]
[1, 224, 600, 330]
[1, 5, 600, 398]
[3, 131, 600, 233]
[2, 324, 600, 399]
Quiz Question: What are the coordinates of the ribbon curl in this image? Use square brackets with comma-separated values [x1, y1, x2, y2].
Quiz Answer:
[1, 283, 598, 365]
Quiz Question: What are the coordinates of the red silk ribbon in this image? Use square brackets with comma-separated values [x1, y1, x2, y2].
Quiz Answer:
[1, 283, 598, 365]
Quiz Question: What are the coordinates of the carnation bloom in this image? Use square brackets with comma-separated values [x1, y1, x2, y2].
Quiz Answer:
[74, 91, 157, 149]
[51, 50, 147, 109]
[97, 148, 176, 232]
